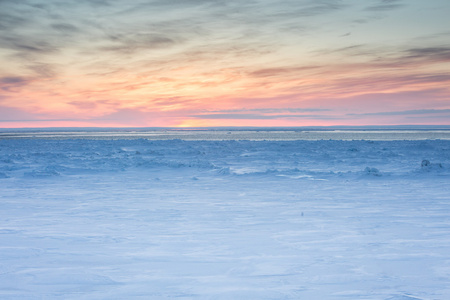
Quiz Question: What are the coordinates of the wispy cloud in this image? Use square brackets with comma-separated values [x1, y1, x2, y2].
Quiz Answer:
[364, 0, 405, 12]
[0, 36, 58, 55]
[0, 105, 48, 122]
[206, 108, 331, 113]
[349, 109, 450, 116]
[404, 46, 450, 62]
[0, 77, 28, 84]
[0, 76, 32, 92]
[50, 23, 80, 33]
[100, 34, 178, 54]
[0, 11, 27, 31]
[249, 66, 321, 78]
[27, 63, 58, 78]
[277, 1, 348, 18]
[192, 113, 338, 120]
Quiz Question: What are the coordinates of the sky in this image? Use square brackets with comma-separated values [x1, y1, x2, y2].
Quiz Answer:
[1, 0, 450, 128]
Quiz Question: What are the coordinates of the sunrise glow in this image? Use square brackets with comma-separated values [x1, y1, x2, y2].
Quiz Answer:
[1, 0, 450, 127]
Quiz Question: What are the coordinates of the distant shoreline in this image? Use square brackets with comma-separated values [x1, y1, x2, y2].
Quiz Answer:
[1, 127, 450, 141]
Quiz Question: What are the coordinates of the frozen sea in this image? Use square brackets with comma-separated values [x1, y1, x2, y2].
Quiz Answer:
[1, 128, 450, 299]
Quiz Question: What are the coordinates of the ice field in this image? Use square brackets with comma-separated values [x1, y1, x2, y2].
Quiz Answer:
[1, 135, 450, 299]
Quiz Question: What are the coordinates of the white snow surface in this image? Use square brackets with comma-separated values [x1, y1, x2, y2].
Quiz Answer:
[1, 138, 450, 299]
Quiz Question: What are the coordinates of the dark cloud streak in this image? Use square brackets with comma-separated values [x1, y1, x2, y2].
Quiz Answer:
[51, 23, 80, 33]
[349, 109, 450, 116]
[0, 76, 32, 91]
[364, 0, 405, 11]
[27, 63, 58, 78]
[0, 12, 28, 30]
[249, 66, 320, 78]
[405, 47, 450, 62]
[207, 108, 331, 113]
[100, 34, 178, 54]
[0, 77, 28, 84]
[192, 113, 336, 120]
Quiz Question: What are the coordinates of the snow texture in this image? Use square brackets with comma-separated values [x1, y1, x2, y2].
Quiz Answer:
[1, 138, 450, 299]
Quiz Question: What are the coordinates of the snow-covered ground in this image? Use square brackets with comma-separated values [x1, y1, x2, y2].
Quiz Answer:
[1, 138, 450, 299]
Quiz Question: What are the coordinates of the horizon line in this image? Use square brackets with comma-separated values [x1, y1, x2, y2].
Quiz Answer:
[2, 124, 450, 131]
